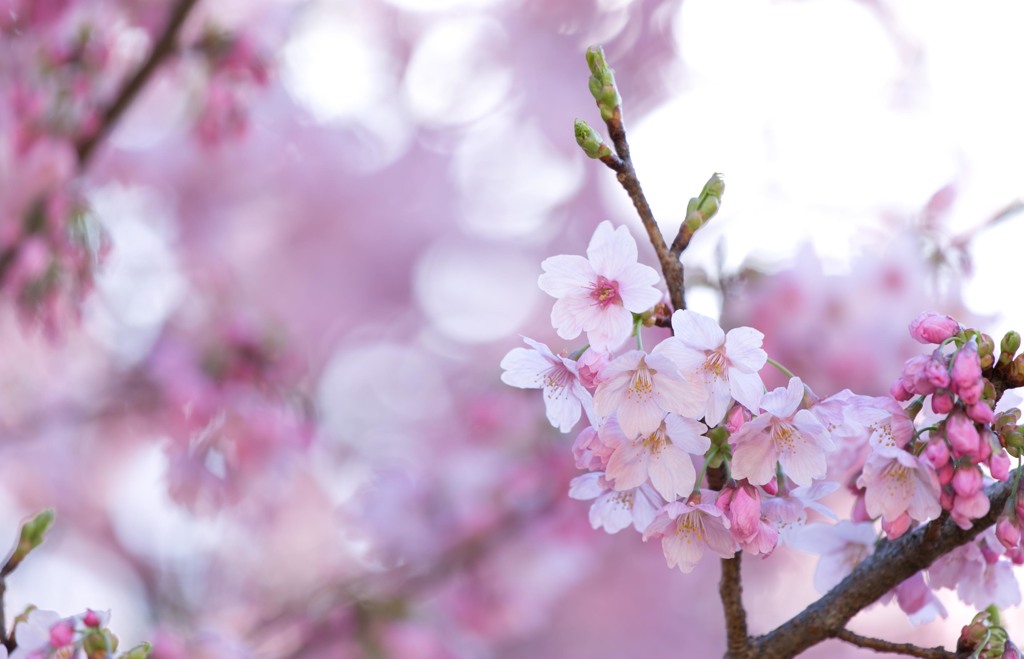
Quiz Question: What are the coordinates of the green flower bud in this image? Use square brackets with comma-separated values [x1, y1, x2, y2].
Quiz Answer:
[3, 509, 54, 576]
[83, 629, 119, 659]
[573, 119, 612, 159]
[1003, 331, 1021, 356]
[585, 46, 621, 122]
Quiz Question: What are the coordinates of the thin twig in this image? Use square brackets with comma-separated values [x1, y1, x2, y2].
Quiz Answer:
[75, 0, 202, 166]
[834, 628, 956, 658]
[596, 109, 686, 312]
[719, 553, 749, 657]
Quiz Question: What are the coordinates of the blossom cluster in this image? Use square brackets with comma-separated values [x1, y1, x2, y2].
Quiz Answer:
[502, 221, 1024, 627]
[3, 607, 150, 659]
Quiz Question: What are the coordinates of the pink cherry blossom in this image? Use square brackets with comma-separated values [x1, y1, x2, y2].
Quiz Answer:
[654, 310, 767, 426]
[568, 472, 662, 534]
[730, 377, 833, 487]
[501, 337, 594, 433]
[888, 572, 947, 625]
[600, 413, 709, 500]
[930, 536, 1022, 609]
[857, 450, 941, 525]
[642, 495, 736, 573]
[538, 221, 662, 352]
[593, 350, 706, 438]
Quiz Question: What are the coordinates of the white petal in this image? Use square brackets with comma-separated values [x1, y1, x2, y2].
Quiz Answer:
[617, 397, 665, 439]
[618, 263, 662, 312]
[543, 386, 582, 432]
[587, 222, 638, 277]
[538, 254, 594, 297]
[729, 369, 765, 414]
[664, 414, 710, 454]
[568, 472, 605, 500]
[731, 432, 778, 486]
[724, 327, 767, 372]
[648, 447, 697, 500]
[652, 337, 705, 373]
[550, 295, 588, 340]
[584, 304, 633, 352]
[499, 347, 551, 389]
[670, 310, 725, 350]
[655, 372, 707, 420]
[606, 440, 648, 490]
[704, 381, 733, 427]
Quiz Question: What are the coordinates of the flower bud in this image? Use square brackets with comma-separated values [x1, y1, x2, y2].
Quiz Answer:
[952, 465, 983, 496]
[1001, 331, 1021, 365]
[725, 404, 750, 434]
[978, 333, 996, 367]
[951, 343, 983, 403]
[585, 46, 621, 122]
[882, 512, 912, 539]
[761, 478, 778, 496]
[924, 440, 950, 468]
[967, 400, 996, 424]
[851, 494, 870, 522]
[931, 390, 954, 414]
[946, 410, 981, 457]
[50, 620, 74, 647]
[574, 119, 612, 159]
[1010, 355, 1024, 387]
[990, 451, 1011, 481]
[909, 311, 960, 344]
[925, 356, 951, 388]
[937, 462, 955, 486]
[997, 518, 1021, 550]
[890, 379, 912, 401]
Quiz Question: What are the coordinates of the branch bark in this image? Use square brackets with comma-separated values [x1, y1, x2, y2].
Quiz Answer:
[719, 553, 749, 656]
[737, 472, 1017, 658]
[75, 0, 202, 167]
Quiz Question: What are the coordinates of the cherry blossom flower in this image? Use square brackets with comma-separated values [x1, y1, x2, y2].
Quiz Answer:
[501, 337, 594, 432]
[643, 495, 735, 573]
[568, 472, 662, 534]
[538, 221, 661, 352]
[654, 310, 767, 426]
[788, 521, 877, 593]
[600, 413, 709, 500]
[930, 535, 1022, 609]
[730, 377, 833, 487]
[593, 350, 706, 438]
[857, 450, 941, 526]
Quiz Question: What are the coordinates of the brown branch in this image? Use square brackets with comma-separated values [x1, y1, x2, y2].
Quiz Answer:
[833, 628, 956, 658]
[739, 472, 1018, 659]
[595, 111, 686, 312]
[719, 553, 749, 656]
[75, 0, 202, 166]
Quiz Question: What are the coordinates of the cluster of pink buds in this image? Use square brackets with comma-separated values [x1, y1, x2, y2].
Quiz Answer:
[890, 312, 1021, 529]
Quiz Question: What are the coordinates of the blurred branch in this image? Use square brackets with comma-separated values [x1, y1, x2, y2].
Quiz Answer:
[740, 471, 1018, 658]
[75, 0, 202, 166]
[833, 628, 956, 658]
[719, 553, 749, 656]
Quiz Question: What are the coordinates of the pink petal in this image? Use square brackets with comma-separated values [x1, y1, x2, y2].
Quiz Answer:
[670, 310, 725, 351]
[499, 347, 552, 389]
[724, 326, 767, 372]
[606, 440, 648, 491]
[647, 446, 697, 500]
[728, 369, 765, 415]
[586, 221, 638, 278]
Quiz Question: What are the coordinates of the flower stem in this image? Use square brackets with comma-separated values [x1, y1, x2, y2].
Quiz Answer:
[766, 357, 796, 379]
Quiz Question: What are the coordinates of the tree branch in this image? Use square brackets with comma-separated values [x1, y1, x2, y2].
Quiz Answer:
[75, 0, 202, 167]
[833, 628, 956, 658]
[719, 553, 749, 656]
[742, 472, 1017, 658]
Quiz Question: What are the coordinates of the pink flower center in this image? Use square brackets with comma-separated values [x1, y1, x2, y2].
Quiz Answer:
[770, 421, 799, 455]
[675, 511, 706, 543]
[612, 490, 635, 510]
[589, 275, 622, 309]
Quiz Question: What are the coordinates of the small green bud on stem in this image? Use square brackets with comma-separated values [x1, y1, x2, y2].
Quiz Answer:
[673, 173, 725, 255]
[574, 119, 612, 159]
[3, 509, 55, 576]
[585, 46, 621, 122]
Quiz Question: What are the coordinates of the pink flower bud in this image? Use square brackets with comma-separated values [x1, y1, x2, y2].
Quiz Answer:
[725, 405, 751, 434]
[83, 609, 101, 628]
[890, 379, 913, 401]
[925, 356, 951, 388]
[1002, 641, 1022, 659]
[990, 451, 1011, 481]
[997, 518, 1021, 550]
[761, 478, 778, 496]
[979, 541, 1000, 564]
[900, 355, 936, 395]
[924, 440, 950, 469]
[952, 465, 983, 496]
[715, 487, 734, 513]
[729, 485, 762, 540]
[946, 410, 980, 457]
[951, 343, 983, 402]
[882, 512, 912, 539]
[49, 620, 74, 647]
[937, 462, 955, 486]
[576, 348, 608, 389]
[1009, 546, 1024, 565]
[951, 490, 990, 528]
[909, 311, 960, 344]
[931, 390, 954, 414]
[967, 400, 995, 424]
[940, 489, 955, 511]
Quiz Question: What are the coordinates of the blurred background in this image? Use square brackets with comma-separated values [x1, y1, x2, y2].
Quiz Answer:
[1, 0, 1023, 656]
